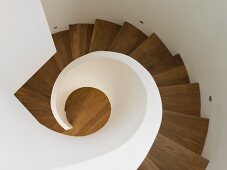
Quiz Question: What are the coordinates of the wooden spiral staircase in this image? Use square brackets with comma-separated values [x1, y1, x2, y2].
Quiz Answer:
[15, 19, 209, 169]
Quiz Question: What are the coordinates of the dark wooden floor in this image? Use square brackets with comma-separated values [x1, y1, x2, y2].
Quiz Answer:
[64, 87, 111, 136]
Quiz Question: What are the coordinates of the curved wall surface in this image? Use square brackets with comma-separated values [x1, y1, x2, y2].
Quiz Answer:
[0, 0, 226, 169]
[49, 51, 162, 169]
[41, 0, 227, 169]
[0, 0, 58, 170]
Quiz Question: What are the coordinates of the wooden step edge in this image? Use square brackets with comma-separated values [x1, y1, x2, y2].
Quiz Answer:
[162, 112, 209, 140]
[69, 24, 94, 59]
[149, 33, 173, 55]
[52, 30, 73, 66]
[149, 134, 209, 169]
[151, 147, 209, 169]
[173, 54, 190, 80]
[163, 110, 209, 121]
[52, 30, 72, 42]
[52, 52, 66, 72]
[132, 33, 173, 57]
[138, 156, 160, 170]
[147, 155, 165, 170]
[154, 53, 188, 76]
[14, 84, 65, 133]
[173, 54, 184, 66]
[160, 111, 209, 154]
[159, 83, 201, 116]
[95, 18, 121, 24]
[159, 82, 199, 89]
[52, 29, 70, 36]
[153, 53, 189, 75]
[153, 65, 190, 87]
[14, 54, 61, 98]
[129, 33, 176, 75]
[159, 128, 204, 154]
[89, 19, 121, 52]
[109, 21, 148, 54]
[68, 23, 94, 27]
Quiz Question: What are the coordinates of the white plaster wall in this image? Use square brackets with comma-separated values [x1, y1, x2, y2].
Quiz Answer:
[41, 0, 227, 169]
[0, 0, 81, 169]
[0, 0, 56, 93]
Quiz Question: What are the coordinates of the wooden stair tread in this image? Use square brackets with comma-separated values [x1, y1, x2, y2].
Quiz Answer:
[149, 134, 209, 170]
[173, 54, 185, 65]
[130, 33, 175, 75]
[14, 52, 66, 133]
[109, 22, 147, 54]
[25, 53, 62, 98]
[89, 19, 121, 52]
[15, 83, 64, 133]
[153, 54, 189, 87]
[153, 65, 190, 87]
[52, 30, 73, 70]
[160, 110, 209, 154]
[138, 157, 159, 170]
[159, 83, 201, 116]
[69, 24, 94, 59]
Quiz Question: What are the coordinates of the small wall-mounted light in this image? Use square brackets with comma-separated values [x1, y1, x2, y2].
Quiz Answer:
[139, 20, 144, 24]
[209, 96, 212, 102]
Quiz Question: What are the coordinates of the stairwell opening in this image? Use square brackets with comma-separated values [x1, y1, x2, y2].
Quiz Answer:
[64, 87, 111, 136]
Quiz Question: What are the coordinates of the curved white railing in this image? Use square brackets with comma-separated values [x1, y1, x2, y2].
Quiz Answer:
[51, 51, 162, 169]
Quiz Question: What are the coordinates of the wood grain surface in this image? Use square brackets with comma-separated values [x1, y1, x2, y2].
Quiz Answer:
[69, 24, 94, 59]
[110, 22, 147, 54]
[159, 83, 201, 116]
[160, 110, 209, 154]
[130, 33, 175, 75]
[64, 87, 111, 136]
[149, 134, 209, 170]
[89, 19, 121, 52]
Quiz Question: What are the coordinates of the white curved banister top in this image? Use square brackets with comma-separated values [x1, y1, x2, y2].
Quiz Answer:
[51, 51, 162, 169]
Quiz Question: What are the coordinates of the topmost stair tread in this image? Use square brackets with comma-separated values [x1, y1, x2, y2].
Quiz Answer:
[149, 134, 209, 170]
[69, 24, 94, 59]
[89, 19, 121, 52]
[130, 33, 175, 75]
[52, 30, 73, 70]
[109, 22, 147, 54]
